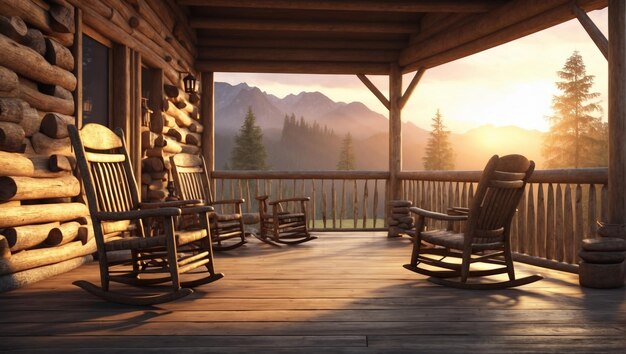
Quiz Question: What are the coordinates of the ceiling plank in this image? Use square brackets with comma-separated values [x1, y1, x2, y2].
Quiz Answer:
[197, 48, 398, 62]
[196, 60, 390, 75]
[178, 0, 500, 13]
[190, 18, 418, 34]
[196, 38, 407, 50]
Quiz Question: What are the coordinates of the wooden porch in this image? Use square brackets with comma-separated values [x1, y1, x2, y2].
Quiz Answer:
[1, 233, 624, 353]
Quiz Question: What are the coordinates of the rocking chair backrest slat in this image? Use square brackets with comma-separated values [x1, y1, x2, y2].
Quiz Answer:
[170, 153, 212, 203]
[469, 154, 534, 245]
[69, 124, 141, 215]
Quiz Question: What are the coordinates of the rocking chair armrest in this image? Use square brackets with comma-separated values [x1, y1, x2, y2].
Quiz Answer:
[409, 207, 468, 221]
[95, 208, 181, 221]
[179, 205, 214, 215]
[139, 199, 204, 209]
[212, 198, 246, 205]
[269, 197, 311, 205]
[447, 206, 470, 215]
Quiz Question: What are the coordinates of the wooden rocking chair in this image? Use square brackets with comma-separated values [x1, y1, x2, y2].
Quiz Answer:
[256, 195, 316, 245]
[170, 153, 247, 251]
[69, 124, 223, 305]
[403, 154, 543, 289]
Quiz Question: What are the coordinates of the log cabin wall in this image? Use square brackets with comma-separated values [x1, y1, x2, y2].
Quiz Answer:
[0, 0, 201, 291]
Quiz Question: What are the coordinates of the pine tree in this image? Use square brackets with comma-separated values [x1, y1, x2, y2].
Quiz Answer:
[543, 51, 605, 168]
[423, 109, 454, 170]
[230, 107, 268, 170]
[337, 133, 356, 170]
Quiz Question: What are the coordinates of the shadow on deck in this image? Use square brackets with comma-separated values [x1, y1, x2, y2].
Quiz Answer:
[0, 232, 625, 353]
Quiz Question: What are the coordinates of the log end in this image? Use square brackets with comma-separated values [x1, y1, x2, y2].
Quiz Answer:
[0, 176, 18, 202]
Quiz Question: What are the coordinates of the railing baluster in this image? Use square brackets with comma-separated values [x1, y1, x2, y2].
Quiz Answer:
[564, 184, 574, 264]
[527, 184, 535, 256]
[556, 184, 564, 262]
[588, 184, 597, 237]
[341, 179, 346, 229]
[546, 183, 555, 260]
[537, 183, 546, 258]
[353, 179, 358, 228]
[373, 179, 379, 229]
[601, 184, 608, 222]
[517, 188, 526, 254]
[332, 179, 337, 229]
[321, 179, 327, 229]
[311, 179, 316, 230]
[363, 180, 369, 228]
[575, 184, 584, 263]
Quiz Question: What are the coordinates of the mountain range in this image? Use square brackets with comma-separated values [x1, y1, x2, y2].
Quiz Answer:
[215, 82, 546, 170]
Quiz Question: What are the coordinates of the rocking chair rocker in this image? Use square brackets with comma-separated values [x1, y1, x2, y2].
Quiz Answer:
[403, 154, 543, 289]
[69, 124, 223, 305]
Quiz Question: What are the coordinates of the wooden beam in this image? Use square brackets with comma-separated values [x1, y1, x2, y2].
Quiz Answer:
[195, 60, 390, 75]
[200, 72, 215, 174]
[197, 48, 398, 63]
[608, 0, 626, 225]
[573, 2, 609, 60]
[179, 0, 498, 13]
[112, 44, 131, 140]
[190, 18, 418, 34]
[197, 38, 407, 50]
[403, 0, 608, 72]
[400, 0, 606, 67]
[399, 68, 426, 110]
[388, 63, 403, 236]
[72, 7, 82, 127]
[357, 74, 390, 110]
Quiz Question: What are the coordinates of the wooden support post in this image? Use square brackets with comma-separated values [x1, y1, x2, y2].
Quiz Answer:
[70, 10, 83, 113]
[112, 44, 131, 140]
[201, 72, 214, 174]
[131, 50, 142, 187]
[608, 0, 626, 227]
[573, 3, 608, 60]
[388, 63, 402, 237]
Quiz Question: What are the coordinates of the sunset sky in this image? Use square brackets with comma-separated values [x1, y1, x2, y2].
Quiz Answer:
[216, 8, 608, 134]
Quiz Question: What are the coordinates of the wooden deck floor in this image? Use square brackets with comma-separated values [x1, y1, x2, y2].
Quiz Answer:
[0, 232, 625, 353]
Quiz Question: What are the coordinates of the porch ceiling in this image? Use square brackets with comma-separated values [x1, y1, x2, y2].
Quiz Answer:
[177, 0, 608, 75]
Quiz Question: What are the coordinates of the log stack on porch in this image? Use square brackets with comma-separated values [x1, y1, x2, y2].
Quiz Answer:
[0, 2, 94, 292]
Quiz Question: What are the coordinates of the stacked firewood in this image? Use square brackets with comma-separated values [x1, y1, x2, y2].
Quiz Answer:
[387, 200, 415, 237]
[0, 5, 94, 292]
[140, 84, 203, 202]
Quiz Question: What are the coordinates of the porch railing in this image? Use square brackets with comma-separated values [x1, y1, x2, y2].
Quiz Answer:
[211, 171, 389, 231]
[212, 168, 608, 270]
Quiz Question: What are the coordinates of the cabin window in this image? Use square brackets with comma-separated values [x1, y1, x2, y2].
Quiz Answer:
[82, 34, 110, 126]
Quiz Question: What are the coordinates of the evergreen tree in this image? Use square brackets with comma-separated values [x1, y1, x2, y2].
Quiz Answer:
[543, 51, 605, 168]
[423, 109, 455, 170]
[337, 133, 356, 170]
[230, 107, 268, 170]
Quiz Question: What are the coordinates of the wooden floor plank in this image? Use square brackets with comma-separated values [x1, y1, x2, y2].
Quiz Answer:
[0, 232, 624, 352]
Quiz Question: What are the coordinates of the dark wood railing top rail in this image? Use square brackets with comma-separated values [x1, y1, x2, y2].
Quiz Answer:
[398, 168, 608, 184]
[213, 168, 607, 184]
[212, 170, 390, 180]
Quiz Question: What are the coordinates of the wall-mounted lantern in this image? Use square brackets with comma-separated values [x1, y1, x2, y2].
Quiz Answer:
[182, 72, 197, 94]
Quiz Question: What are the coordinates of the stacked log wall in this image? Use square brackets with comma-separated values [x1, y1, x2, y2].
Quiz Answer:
[0, 0, 199, 290]
[0, 0, 95, 292]
[141, 84, 203, 202]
